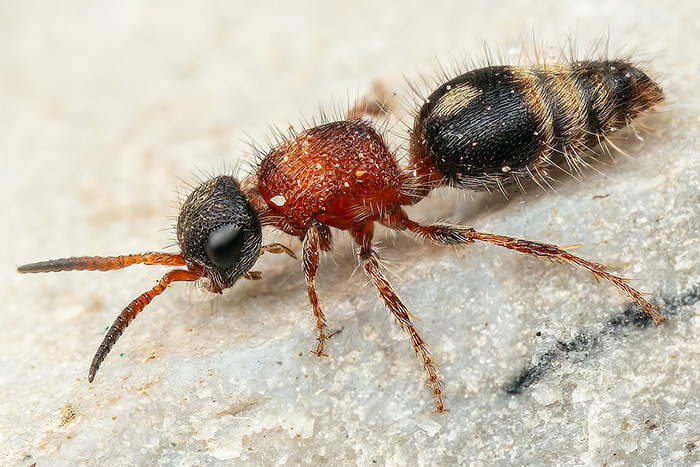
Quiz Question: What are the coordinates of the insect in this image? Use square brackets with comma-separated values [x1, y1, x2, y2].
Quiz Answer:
[18, 53, 664, 412]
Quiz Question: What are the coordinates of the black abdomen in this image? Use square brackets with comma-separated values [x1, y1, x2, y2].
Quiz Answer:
[410, 61, 664, 190]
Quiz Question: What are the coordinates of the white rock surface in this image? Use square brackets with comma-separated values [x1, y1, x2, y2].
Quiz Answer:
[1, 1, 699, 465]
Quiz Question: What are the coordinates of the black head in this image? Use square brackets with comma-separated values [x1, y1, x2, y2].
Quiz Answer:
[177, 176, 262, 293]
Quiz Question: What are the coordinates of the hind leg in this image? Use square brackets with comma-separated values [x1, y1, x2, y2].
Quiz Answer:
[396, 216, 664, 325]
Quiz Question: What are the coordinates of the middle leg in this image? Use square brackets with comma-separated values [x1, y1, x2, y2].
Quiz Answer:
[353, 226, 446, 412]
[302, 223, 330, 356]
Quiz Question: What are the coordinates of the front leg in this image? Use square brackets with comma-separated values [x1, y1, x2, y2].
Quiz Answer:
[262, 243, 297, 258]
[302, 223, 330, 356]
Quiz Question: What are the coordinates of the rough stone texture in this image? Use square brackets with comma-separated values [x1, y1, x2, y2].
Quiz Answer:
[1, 1, 698, 466]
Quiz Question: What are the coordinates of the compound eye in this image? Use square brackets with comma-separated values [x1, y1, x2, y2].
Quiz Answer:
[205, 224, 244, 268]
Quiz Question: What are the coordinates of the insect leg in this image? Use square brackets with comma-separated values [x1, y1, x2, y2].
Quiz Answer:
[345, 82, 393, 119]
[302, 223, 330, 356]
[262, 243, 297, 259]
[402, 219, 665, 325]
[355, 226, 446, 412]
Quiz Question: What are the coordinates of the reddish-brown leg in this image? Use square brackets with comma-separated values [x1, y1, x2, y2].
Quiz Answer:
[241, 244, 298, 281]
[262, 243, 297, 259]
[354, 226, 446, 412]
[88, 268, 202, 382]
[302, 223, 330, 356]
[345, 82, 393, 120]
[17, 252, 186, 273]
[399, 217, 665, 325]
